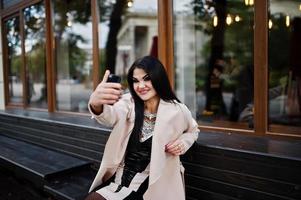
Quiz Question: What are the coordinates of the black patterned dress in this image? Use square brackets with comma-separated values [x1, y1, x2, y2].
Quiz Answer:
[95, 112, 156, 200]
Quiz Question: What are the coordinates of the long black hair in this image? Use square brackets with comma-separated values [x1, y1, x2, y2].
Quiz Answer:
[127, 56, 180, 150]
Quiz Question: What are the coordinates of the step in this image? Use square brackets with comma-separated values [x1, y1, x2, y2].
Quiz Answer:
[0, 121, 104, 150]
[0, 110, 110, 162]
[0, 130, 103, 162]
[44, 165, 97, 200]
[0, 134, 92, 188]
[0, 111, 110, 143]
[182, 132, 301, 200]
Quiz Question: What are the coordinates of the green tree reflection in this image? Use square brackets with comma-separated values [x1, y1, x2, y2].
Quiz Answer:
[191, 0, 253, 116]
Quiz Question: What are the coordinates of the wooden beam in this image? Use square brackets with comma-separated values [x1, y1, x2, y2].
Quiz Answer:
[1, 18, 9, 106]
[45, 0, 55, 112]
[20, 10, 27, 108]
[158, 0, 174, 88]
[92, 0, 100, 89]
[254, 0, 268, 134]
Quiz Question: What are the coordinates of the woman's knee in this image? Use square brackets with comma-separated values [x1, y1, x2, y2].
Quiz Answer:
[84, 192, 106, 200]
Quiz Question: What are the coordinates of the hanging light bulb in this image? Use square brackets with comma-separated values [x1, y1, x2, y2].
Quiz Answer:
[127, 0, 133, 8]
[213, 16, 218, 27]
[286, 15, 290, 27]
[299, 4, 301, 11]
[226, 14, 232, 25]
[245, 0, 254, 6]
[235, 15, 241, 22]
[268, 19, 273, 29]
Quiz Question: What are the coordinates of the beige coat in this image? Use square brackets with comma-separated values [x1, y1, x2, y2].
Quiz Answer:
[89, 93, 199, 200]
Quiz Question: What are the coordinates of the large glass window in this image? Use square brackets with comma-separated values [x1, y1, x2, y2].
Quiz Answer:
[173, 0, 254, 129]
[269, 0, 301, 129]
[53, 0, 93, 112]
[98, 0, 158, 83]
[24, 3, 47, 108]
[5, 16, 23, 104]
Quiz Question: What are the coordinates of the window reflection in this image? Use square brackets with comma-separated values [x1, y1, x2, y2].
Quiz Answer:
[2, 0, 22, 9]
[173, 0, 254, 129]
[24, 3, 47, 108]
[269, 0, 301, 127]
[53, 0, 93, 112]
[98, 0, 158, 82]
[5, 17, 23, 104]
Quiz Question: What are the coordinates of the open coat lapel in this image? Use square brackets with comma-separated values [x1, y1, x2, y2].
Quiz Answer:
[149, 100, 183, 185]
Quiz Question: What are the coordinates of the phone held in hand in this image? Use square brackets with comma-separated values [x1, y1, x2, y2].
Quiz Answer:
[107, 74, 121, 83]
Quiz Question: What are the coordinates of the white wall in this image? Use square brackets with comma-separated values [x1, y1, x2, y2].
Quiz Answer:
[0, 25, 5, 110]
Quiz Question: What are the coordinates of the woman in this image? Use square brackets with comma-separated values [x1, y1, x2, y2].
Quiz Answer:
[86, 56, 199, 200]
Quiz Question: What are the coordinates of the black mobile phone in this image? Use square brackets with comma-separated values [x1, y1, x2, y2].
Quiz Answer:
[107, 74, 121, 83]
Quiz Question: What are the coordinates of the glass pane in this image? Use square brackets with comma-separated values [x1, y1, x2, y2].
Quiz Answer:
[269, 0, 301, 128]
[2, 0, 22, 9]
[53, 0, 93, 112]
[5, 17, 23, 104]
[98, 0, 158, 83]
[173, 0, 254, 129]
[24, 3, 47, 108]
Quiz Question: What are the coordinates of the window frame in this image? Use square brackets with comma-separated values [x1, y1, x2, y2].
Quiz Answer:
[2, 12, 25, 108]
[2, 0, 45, 110]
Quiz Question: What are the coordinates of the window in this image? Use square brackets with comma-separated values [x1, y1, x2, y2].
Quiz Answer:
[268, 0, 301, 134]
[3, 2, 47, 108]
[53, 0, 93, 112]
[4, 16, 23, 104]
[98, 0, 158, 83]
[173, 0, 254, 130]
[24, 3, 47, 108]
[2, 0, 22, 9]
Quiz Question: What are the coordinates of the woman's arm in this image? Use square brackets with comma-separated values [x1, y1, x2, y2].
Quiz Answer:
[89, 94, 132, 127]
[177, 112, 199, 153]
[165, 104, 199, 156]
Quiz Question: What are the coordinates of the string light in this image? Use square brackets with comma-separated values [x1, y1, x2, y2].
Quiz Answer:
[245, 0, 254, 6]
[213, 14, 241, 27]
[268, 19, 273, 29]
[213, 16, 218, 27]
[286, 15, 290, 27]
[127, 0, 133, 8]
[226, 14, 232, 25]
[235, 15, 241, 22]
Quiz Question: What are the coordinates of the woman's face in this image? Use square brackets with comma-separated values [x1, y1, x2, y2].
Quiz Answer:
[132, 68, 158, 102]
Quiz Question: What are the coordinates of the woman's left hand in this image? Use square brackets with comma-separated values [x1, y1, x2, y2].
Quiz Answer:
[165, 139, 185, 156]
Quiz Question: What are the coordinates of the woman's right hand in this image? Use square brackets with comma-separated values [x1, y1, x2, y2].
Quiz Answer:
[89, 70, 123, 114]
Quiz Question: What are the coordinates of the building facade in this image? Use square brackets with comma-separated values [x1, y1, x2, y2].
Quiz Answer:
[0, 1, 301, 199]
[1, 0, 300, 137]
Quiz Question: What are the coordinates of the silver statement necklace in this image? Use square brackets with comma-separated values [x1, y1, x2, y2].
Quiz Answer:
[140, 112, 156, 142]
